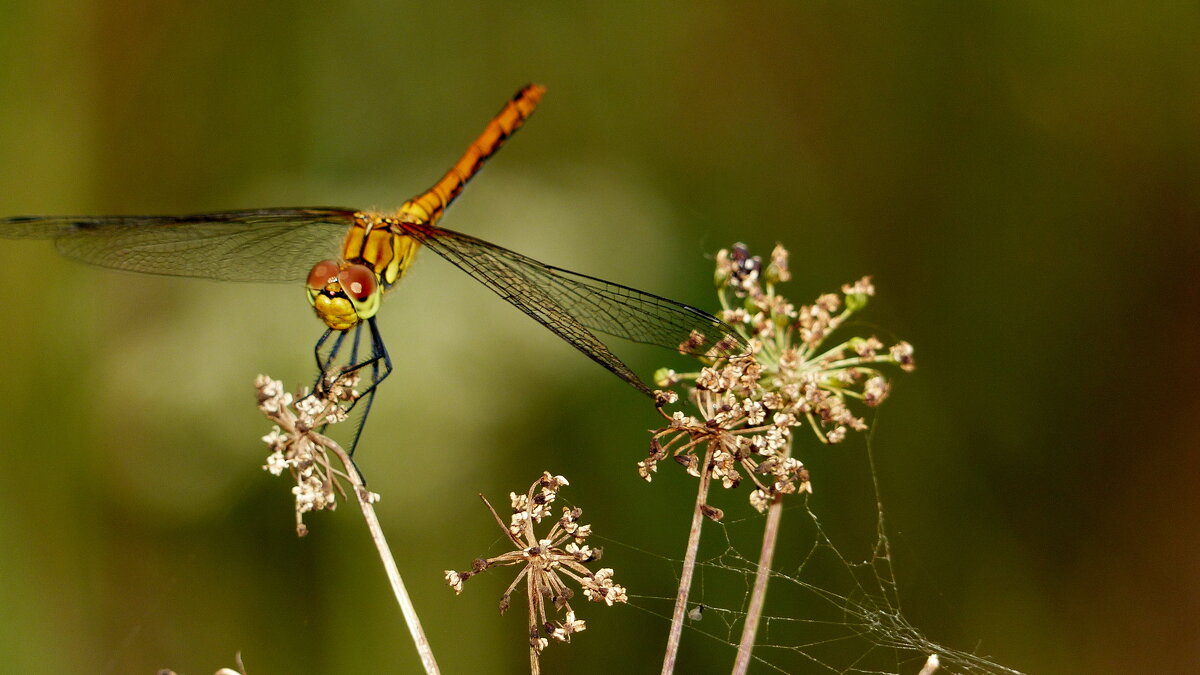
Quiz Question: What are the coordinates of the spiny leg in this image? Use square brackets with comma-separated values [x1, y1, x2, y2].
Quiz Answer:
[340, 319, 393, 482]
[308, 319, 393, 468]
[311, 325, 368, 462]
[342, 318, 394, 443]
[313, 323, 385, 403]
[313, 327, 350, 392]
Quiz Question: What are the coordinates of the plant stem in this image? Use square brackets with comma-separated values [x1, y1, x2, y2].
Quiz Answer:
[528, 581, 541, 675]
[730, 492, 784, 675]
[325, 437, 441, 675]
[661, 443, 716, 674]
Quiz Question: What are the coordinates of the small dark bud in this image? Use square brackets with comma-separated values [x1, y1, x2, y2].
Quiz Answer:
[649, 437, 666, 459]
[674, 455, 699, 474]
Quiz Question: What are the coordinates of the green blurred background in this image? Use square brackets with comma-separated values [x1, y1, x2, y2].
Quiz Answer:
[0, 2, 1196, 673]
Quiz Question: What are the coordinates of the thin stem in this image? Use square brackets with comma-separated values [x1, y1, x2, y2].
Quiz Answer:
[661, 442, 716, 675]
[822, 354, 891, 370]
[481, 494, 525, 548]
[730, 492, 784, 675]
[322, 436, 441, 675]
[805, 412, 830, 443]
[528, 577, 541, 675]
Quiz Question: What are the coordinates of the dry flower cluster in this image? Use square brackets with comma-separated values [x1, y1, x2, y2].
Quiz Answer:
[444, 472, 627, 656]
[642, 243, 915, 511]
[257, 373, 378, 535]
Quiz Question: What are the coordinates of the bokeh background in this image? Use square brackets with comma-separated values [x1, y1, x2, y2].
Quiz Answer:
[0, 3, 1196, 673]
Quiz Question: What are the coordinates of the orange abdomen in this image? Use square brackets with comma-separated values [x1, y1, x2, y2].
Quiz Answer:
[340, 84, 546, 292]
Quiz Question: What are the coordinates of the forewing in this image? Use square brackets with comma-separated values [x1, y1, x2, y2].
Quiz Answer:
[402, 223, 746, 396]
[0, 208, 357, 282]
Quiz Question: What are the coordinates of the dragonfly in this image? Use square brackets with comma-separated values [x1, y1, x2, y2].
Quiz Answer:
[1, 84, 746, 453]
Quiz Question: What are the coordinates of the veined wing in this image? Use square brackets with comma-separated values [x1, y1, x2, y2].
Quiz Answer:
[401, 222, 747, 396]
[0, 208, 357, 282]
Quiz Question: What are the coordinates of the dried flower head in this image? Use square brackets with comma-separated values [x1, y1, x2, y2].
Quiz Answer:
[643, 243, 915, 511]
[256, 373, 376, 536]
[444, 472, 626, 660]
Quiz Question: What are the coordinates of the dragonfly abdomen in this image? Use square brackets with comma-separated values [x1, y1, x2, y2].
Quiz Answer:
[338, 85, 547, 299]
[398, 84, 545, 227]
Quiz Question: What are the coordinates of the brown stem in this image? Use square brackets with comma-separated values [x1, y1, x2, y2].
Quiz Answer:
[730, 492, 784, 674]
[481, 493, 525, 548]
[530, 645, 541, 675]
[661, 443, 716, 674]
[528, 579, 541, 675]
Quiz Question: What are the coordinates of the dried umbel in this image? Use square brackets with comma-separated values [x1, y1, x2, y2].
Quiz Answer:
[257, 373, 378, 535]
[444, 472, 626, 656]
[645, 243, 915, 511]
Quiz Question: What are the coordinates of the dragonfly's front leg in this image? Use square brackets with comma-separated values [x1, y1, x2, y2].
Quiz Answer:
[314, 319, 392, 411]
[312, 327, 349, 391]
[308, 319, 393, 453]
[343, 318, 393, 456]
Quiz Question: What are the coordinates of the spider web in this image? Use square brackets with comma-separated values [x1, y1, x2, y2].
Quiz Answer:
[587, 434, 1024, 675]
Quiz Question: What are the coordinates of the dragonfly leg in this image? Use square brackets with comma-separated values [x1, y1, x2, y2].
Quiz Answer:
[332, 318, 393, 413]
[339, 319, 393, 482]
[361, 317, 395, 396]
[310, 325, 363, 454]
[313, 327, 336, 372]
[313, 327, 352, 393]
[306, 318, 393, 467]
[343, 386, 375, 484]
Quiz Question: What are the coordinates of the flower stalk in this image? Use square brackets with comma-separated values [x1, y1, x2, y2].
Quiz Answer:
[731, 491, 784, 674]
[256, 374, 440, 674]
[660, 442, 717, 675]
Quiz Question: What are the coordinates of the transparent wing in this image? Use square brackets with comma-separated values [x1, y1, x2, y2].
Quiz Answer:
[0, 208, 358, 282]
[401, 222, 747, 395]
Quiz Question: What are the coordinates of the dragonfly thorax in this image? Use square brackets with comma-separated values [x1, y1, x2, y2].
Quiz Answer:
[305, 259, 382, 331]
[341, 211, 423, 290]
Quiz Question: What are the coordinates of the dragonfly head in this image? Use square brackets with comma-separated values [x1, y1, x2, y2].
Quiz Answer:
[305, 260, 382, 331]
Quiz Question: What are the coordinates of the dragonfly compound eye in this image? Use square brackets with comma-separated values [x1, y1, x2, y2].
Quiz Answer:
[306, 259, 341, 291]
[338, 264, 382, 320]
[338, 264, 377, 301]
